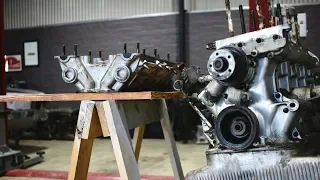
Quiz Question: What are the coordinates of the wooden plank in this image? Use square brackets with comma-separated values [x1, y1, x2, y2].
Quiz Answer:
[68, 101, 102, 180]
[96, 104, 111, 138]
[68, 134, 94, 180]
[0, 92, 184, 102]
[133, 126, 145, 162]
[159, 99, 184, 180]
[88, 108, 105, 138]
[76, 101, 104, 139]
[151, 92, 184, 99]
[96, 101, 141, 180]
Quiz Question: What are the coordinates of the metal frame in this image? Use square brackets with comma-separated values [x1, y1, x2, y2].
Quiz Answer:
[0, 0, 8, 146]
[178, 0, 186, 64]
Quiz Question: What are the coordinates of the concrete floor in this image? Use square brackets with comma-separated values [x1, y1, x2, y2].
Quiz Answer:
[1, 139, 208, 179]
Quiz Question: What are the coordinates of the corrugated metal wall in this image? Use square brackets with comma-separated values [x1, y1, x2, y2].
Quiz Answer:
[4, 0, 175, 29]
[187, 0, 320, 11]
[4, 0, 320, 29]
[185, 0, 248, 11]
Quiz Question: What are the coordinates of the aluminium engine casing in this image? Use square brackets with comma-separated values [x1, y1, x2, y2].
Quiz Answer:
[55, 52, 182, 92]
[187, 17, 320, 151]
[184, 6, 320, 180]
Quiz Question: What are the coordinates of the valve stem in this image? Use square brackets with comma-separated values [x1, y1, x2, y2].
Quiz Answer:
[62, 45, 66, 55]
[99, 51, 102, 58]
[154, 49, 157, 58]
[74, 44, 77, 56]
[124, 43, 127, 53]
[136, 42, 140, 53]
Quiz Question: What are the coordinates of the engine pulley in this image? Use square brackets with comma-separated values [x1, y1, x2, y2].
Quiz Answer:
[215, 106, 259, 150]
[207, 47, 254, 86]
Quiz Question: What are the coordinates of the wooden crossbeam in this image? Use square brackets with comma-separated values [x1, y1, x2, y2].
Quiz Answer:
[0, 92, 184, 102]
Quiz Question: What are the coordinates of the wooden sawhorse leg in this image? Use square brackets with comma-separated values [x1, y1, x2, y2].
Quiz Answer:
[133, 125, 145, 162]
[159, 99, 184, 179]
[68, 101, 105, 180]
[129, 100, 184, 179]
[97, 100, 141, 180]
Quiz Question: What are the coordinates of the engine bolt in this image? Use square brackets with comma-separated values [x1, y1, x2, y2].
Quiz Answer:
[267, 52, 274, 59]
[256, 38, 262, 43]
[241, 94, 248, 100]
[260, 136, 267, 146]
[251, 50, 258, 57]
[223, 94, 228, 99]
[283, 108, 289, 113]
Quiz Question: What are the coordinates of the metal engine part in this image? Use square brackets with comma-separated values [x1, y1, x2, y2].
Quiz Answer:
[55, 46, 182, 92]
[183, 5, 320, 180]
[183, 6, 320, 151]
[0, 145, 24, 174]
[186, 148, 320, 180]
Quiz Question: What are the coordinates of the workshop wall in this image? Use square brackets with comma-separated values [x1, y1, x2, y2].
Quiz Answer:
[5, 0, 319, 29]
[5, 4, 320, 108]
[5, 15, 179, 108]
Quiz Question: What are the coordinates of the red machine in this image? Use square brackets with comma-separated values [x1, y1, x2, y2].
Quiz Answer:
[249, 0, 273, 32]
[0, 0, 8, 146]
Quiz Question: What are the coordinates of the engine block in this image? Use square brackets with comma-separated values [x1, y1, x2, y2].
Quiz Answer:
[183, 6, 320, 152]
[184, 5, 320, 180]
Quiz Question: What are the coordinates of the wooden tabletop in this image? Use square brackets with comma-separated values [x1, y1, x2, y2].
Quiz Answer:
[0, 91, 185, 102]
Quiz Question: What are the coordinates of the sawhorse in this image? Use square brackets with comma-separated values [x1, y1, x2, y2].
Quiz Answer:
[0, 91, 185, 180]
[68, 100, 184, 180]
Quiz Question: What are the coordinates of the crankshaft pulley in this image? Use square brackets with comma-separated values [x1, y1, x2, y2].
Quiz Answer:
[215, 106, 259, 150]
